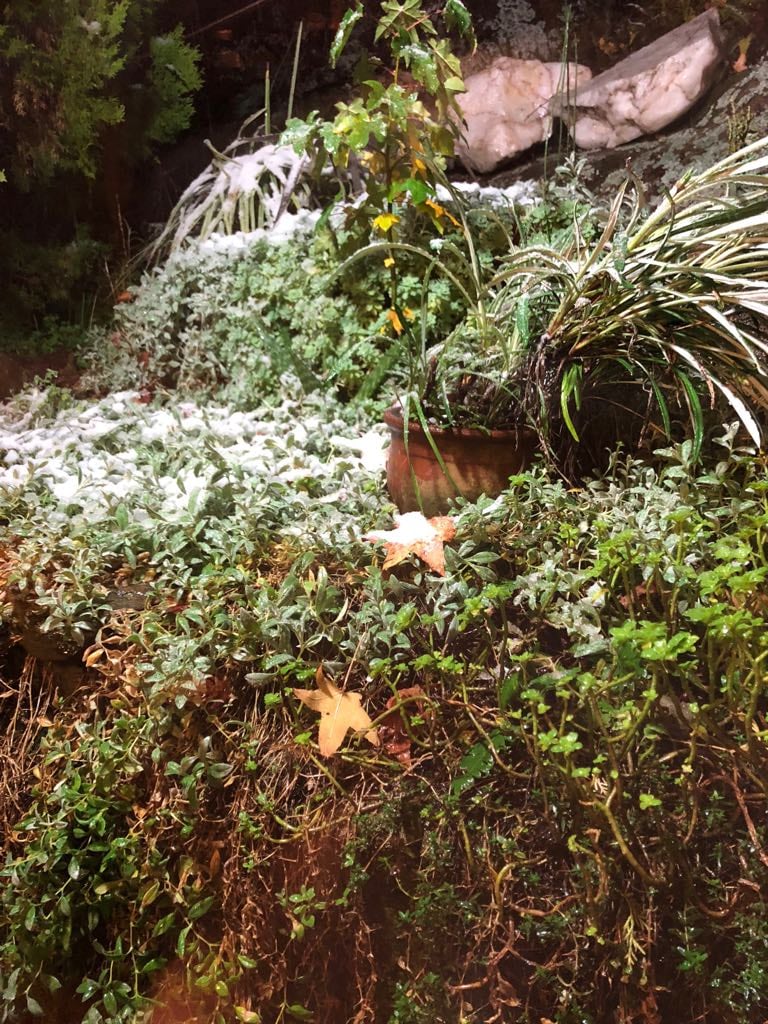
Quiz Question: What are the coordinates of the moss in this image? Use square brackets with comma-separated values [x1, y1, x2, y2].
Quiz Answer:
[475, 0, 561, 61]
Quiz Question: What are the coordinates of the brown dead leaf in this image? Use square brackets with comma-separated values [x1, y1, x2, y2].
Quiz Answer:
[364, 512, 456, 576]
[294, 666, 379, 757]
[379, 686, 425, 765]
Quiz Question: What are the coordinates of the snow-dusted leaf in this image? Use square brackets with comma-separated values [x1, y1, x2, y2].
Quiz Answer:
[364, 511, 456, 576]
[330, 2, 363, 68]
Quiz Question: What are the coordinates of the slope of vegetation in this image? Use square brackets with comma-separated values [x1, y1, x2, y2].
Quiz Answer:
[3, 4, 768, 1022]
[1, 374, 767, 1022]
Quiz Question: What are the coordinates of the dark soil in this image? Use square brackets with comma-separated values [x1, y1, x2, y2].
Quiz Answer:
[0, 350, 81, 402]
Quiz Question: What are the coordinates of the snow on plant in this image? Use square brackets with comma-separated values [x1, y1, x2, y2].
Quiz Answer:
[149, 141, 317, 259]
[0, 385, 387, 540]
[435, 179, 538, 209]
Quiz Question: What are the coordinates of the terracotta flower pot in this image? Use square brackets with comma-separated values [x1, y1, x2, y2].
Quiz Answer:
[383, 406, 537, 516]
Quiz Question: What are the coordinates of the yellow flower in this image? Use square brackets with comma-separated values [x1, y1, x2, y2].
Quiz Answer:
[373, 211, 400, 233]
[384, 256, 395, 268]
[413, 157, 427, 175]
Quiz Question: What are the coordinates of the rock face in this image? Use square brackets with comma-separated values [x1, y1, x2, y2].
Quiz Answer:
[490, 58, 768, 208]
[455, 57, 592, 173]
[555, 9, 724, 150]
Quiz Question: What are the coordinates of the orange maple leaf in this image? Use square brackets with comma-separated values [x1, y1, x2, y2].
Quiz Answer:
[364, 511, 456, 576]
[294, 666, 379, 757]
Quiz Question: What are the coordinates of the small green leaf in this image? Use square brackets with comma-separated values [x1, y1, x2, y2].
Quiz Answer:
[140, 958, 165, 975]
[444, 0, 474, 38]
[5, 967, 20, 1001]
[443, 75, 466, 92]
[188, 895, 215, 921]
[140, 880, 160, 909]
[152, 912, 176, 938]
[176, 924, 191, 957]
[639, 793, 662, 810]
[235, 1008, 261, 1023]
[286, 1005, 314, 1021]
[208, 761, 234, 781]
[26, 995, 44, 1017]
[76, 978, 100, 1000]
[114, 503, 129, 530]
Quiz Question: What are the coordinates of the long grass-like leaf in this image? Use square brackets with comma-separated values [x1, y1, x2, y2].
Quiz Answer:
[560, 363, 582, 441]
[676, 369, 704, 460]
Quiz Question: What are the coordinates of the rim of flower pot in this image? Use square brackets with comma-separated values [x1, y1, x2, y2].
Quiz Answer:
[383, 404, 534, 441]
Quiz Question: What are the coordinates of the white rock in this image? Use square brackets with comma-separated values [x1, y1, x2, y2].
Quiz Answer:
[555, 9, 723, 150]
[455, 58, 592, 173]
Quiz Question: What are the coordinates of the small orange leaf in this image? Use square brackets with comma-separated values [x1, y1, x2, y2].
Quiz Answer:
[209, 848, 221, 878]
[733, 34, 752, 73]
[386, 308, 404, 335]
[294, 666, 379, 757]
[364, 512, 456, 576]
[380, 685, 425, 765]
[84, 647, 105, 667]
[425, 198, 460, 227]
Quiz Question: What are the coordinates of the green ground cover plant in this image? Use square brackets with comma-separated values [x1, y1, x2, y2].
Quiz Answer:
[1, 382, 768, 1022]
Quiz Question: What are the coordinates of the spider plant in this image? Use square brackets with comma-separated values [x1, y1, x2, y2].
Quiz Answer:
[146, 26, 313, 262]
[492, 136, 768, 454]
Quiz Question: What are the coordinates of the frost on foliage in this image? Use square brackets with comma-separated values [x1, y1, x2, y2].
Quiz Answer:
[197, 209, 323, 254]
[0, 389, 387, 539]
[151, 131, 539, 261]
[435, 180, 538, 208]
[151, 142, 317, 258]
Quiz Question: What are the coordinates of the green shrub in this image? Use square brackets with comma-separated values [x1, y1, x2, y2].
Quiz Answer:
[82, 200, 529, 406]
[0, 0, 201, 185]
